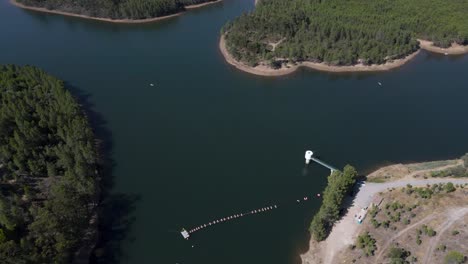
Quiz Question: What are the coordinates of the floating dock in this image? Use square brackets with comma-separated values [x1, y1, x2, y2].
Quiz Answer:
[180, 229, 190, 240]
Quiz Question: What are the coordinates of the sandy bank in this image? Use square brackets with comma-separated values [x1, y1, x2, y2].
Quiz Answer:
[186, 0, 222, 9]
[418, 39, 468, 55]
[11, 0, 222, 24]
[220, 35, 421, 76]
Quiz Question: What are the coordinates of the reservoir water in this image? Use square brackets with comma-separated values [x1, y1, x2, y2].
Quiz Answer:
[1, 0, 468, 263]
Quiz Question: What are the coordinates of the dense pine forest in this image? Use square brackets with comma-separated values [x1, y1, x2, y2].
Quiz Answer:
[16, 0, 217, 19]
[223, 0, 468, 67]
[0, 65, 99, 263]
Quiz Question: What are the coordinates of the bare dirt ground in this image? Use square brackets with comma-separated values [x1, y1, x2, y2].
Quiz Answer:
[372, 207, 468, 263]
[367, 159, 463, 183]
[301, 160, 468, 264]
[421, 208, 468, 264]
[374, 213, 438, 262]
[332, 190, 468, 264]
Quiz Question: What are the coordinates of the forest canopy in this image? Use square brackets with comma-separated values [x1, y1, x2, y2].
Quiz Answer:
[16, 0, 218, 19]
[0, 65, 99, 263]
[222, 0, 468, 67]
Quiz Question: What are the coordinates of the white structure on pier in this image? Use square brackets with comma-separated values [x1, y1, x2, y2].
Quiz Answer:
[305, 150, 314, 164]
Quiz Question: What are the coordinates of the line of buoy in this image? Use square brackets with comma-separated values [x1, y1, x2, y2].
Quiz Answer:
[185, 194, 320, 235]
[187, 204, 277, 234]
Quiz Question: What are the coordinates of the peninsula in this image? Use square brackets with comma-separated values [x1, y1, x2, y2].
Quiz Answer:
[0, 65, 100, 263]
[301, 154, 468, 264]
[221, 0, 468, 76]
[12, 0, 221, 23]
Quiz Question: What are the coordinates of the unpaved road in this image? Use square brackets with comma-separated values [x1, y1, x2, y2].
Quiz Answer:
[374, 207, 468, 263]
[421, 208, 468, 264]
[374, 213, 438, 261]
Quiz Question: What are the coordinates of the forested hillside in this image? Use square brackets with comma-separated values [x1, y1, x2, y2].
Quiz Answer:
[223, 0, 468, 67]
[0, 65, 99, 263]
[16, 0, 217, 19]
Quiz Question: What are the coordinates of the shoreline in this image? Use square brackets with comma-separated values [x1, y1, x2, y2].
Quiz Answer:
[417, 39, 468, 55]
[220, 35, 468, 76]
[10, 0, 222, 24]
[220, 35, 420, 76]
[185, 0, 221, 9]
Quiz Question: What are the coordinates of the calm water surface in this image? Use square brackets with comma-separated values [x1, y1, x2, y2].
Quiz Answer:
[1, 0, 468, 263]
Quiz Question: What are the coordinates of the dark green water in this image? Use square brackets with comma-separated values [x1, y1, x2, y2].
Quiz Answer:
[1, 0, 468, 263]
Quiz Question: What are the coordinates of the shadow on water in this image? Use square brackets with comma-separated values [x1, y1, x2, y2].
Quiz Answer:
[292, 212, 313, 264]
[65, 83, 140, 264]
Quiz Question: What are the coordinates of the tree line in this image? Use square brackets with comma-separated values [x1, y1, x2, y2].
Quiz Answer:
[309, 165, 358, 241]
[0, 65, 99, 263]
[222, 0, 468, 67]
[17, 0, 217, 19]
